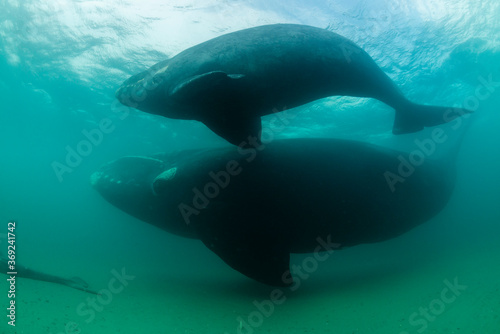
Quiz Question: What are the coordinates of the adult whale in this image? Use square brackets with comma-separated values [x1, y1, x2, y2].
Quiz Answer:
[90, 128, 468, 286]
[116, 24, 470, 145]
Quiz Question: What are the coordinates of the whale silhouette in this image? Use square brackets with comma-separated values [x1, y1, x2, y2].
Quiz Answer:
[91, 127, 470, 286]
[116, 24, 471, 145]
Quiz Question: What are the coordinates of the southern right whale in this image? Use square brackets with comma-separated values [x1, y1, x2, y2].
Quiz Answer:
[116, 24, 471, 145]
[90, 124, 469, 286]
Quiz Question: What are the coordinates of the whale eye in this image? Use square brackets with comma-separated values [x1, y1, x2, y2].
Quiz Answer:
[152, 167, 177, 195]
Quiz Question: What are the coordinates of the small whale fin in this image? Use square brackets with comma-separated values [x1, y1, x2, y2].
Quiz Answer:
[170, 71, 245, 100]
[203, 115, 262, 147]
[191, 200, 292, 286]
[197, 226, 292, 287]
[393, 103, 473, 135]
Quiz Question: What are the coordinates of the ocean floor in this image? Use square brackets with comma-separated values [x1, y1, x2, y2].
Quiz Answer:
[3, 206, 499, 334]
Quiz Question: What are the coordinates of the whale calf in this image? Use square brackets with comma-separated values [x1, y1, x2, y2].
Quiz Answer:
[116, 24, 471, 145]
[91, 134, 466, 286]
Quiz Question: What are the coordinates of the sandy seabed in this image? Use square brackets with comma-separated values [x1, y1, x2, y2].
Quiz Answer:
[3, 209, 499, 334]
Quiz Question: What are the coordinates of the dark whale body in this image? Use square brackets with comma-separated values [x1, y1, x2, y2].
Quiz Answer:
[91, 137, 460, 286]
[116, 24, 470, 145]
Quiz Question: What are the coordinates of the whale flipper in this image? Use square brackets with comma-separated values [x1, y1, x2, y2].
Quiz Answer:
[393, 103, 472, 135]
[170, 71, 260, 145]
[199, 231, 291, 287]
[170, 71, 245, 100]
[193, 204, 291, 286]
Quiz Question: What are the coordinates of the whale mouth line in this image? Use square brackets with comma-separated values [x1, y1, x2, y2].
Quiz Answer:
[90, 171, 124, 187]
[91, 156, 169, 190]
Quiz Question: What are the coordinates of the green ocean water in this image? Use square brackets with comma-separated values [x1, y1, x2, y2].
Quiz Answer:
[1, 1, 499, 333]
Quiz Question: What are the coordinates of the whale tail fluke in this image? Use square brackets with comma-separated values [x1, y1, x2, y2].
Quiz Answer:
[392, 103, 473, 135]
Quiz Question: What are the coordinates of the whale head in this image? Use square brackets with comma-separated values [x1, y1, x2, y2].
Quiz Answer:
[91, 156, 169, 223]
[91, 156, 165, 209]
[91, 155, 194, 237]
[115, 59, 173, 114]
